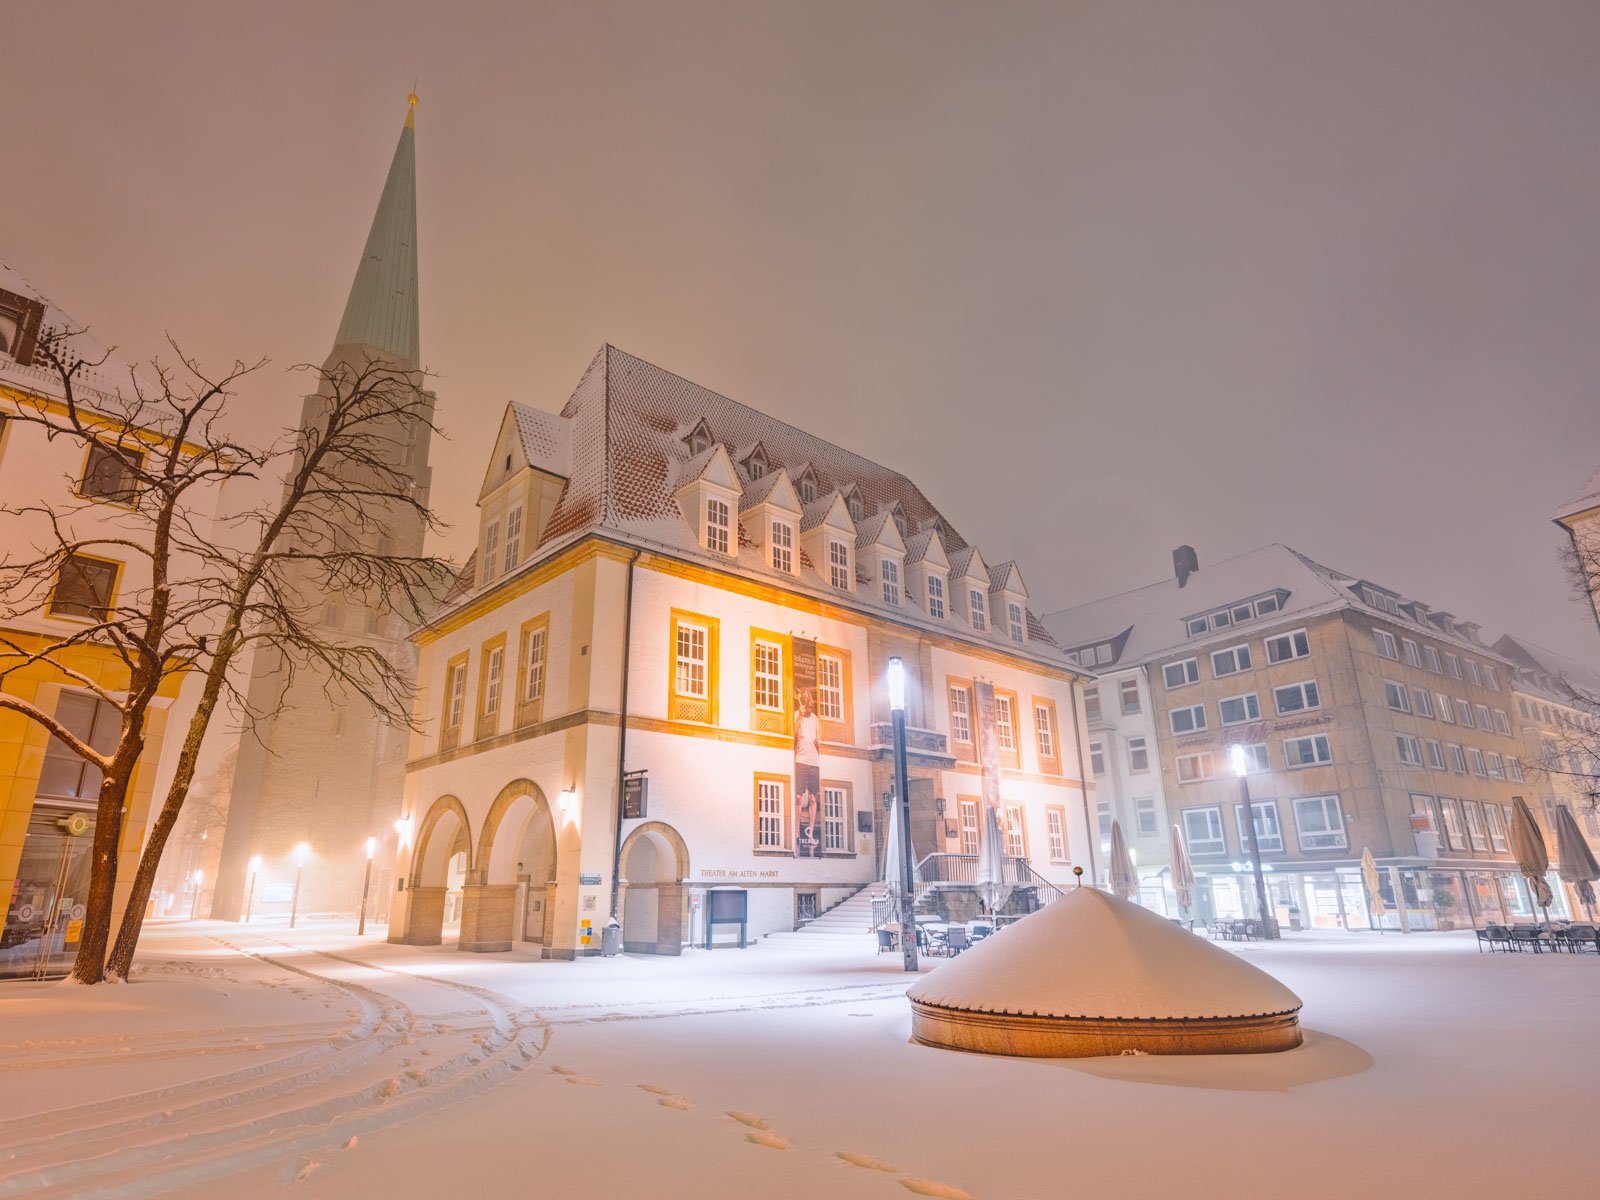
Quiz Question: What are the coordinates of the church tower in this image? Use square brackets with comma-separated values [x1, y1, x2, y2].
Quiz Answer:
[212, 97, 437, 921]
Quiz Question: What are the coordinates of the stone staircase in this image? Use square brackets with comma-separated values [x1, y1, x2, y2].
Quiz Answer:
[762, 885, 878, 943]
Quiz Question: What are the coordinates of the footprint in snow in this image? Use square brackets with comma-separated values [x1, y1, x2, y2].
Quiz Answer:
[657, 1096, 692, 1110]
[900, 1180, 972, 1200]
[837, 1151, 899, 1173]
[636, 1084, 675, 1095]
[726, 1111, 770, 1130]
[549, 1065, 578, 1075]
[564, 1077, 602, 1086]
[745, 1131, 790, 1150]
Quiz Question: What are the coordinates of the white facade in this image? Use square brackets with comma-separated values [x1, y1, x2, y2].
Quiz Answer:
[1081, 665, 1174, 907]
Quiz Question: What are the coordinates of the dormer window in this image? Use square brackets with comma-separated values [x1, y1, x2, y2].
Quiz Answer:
[798, 476, 815, 504]
[828, 539, 851, 590]
[685, 419, 714, 457]
[846, 492, 864, 522]
[881, 557, 901, 606]
[503, 507, 523, 574]
[705, 497, 731, 554]
[743, 444, 769, 480]
[891, 509, 907, 537]
[481, 521, 500, 586]
[969, 588, 986, 632]
[770, 518, 794, 573]
[927, 574, 946, 619]
[1008, 602, 1025, 644]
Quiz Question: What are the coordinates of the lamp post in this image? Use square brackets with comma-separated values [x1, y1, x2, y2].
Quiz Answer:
[290, 842, 310, 929]
[245, 856, 260, 923]
[189, 869, 203, 920]
[1229, 745, 1277, 939]
[887, 657, 918, 972]
[358, 836, 377, 935]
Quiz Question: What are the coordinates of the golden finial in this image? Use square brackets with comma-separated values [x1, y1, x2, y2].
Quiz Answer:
[405, 85, 419, 129]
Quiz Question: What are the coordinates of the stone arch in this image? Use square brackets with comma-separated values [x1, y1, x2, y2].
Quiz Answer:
[390, 794, 470, 946]
[475, 779, 556, 886]
[414, 794, 471, 889]
[619, 821, 690, 955]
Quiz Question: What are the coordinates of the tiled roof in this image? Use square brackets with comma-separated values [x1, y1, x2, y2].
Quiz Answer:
[737, 469, 785, 512]
[947, 546, 981, 580]
[853, 511, 892, 549]
[0, 258, 153, 410]
[903, 528, 938, 565]
[989, 561, 1025, 594]
[436, 344, 1071, 668]
[510, 401, 571, 477]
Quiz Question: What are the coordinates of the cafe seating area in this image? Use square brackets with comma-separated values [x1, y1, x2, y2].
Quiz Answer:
[877, 917, 996, 956]
[1475, 922, 1599, 954]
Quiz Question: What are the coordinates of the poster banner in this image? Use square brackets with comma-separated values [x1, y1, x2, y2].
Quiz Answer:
[793, 638, 822, 857]
[974, 680, 1002, 815]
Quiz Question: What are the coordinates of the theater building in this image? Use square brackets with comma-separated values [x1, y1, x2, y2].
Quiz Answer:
[387, 346, 1095, 957]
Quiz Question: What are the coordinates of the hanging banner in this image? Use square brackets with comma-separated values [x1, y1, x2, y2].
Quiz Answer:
[974, 680, 1002, 814]
[793, 638, 822, 857]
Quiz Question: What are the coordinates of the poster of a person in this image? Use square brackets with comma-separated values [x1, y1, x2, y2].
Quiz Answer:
[794, 689, 822, 856]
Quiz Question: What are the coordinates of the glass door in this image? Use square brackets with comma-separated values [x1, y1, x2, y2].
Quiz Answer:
[1, 804, 96, 980]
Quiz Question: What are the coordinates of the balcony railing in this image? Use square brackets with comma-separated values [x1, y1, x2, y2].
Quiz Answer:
[914, 853, 1067, 908]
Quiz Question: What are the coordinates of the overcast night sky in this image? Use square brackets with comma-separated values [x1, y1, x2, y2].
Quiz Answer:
[7, 1, 1600, 657]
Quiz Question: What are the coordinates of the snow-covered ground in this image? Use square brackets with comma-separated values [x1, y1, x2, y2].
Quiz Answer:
[0, 920, 1591, 1199]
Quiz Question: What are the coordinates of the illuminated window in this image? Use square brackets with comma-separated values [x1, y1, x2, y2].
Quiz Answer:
[828, 539, 850, 589]
[705, 498, 730, 554]
[818, 655, 844, 720]
[770, 520, 794, 573]
[676, 623, 708, 698]
[754, 641, 783, 711]
[1034, 704, 1054, 758]
[959, 800, 979, 854]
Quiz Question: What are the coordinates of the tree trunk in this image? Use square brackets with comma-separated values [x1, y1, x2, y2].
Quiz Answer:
[104, 797, 181, 980]
[69, 772, 130, 984]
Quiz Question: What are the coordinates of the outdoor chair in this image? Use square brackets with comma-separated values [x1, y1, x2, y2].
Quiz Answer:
[876, 928, 896, 955]
[1478, 925, 1515, 953]
[1508, 928, 1546, 953]
[945, 927, 970, 955]
[1567, 926, 1600, 953]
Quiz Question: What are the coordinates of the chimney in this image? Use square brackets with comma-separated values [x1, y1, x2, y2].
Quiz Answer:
[1173, 545, 1199, 589]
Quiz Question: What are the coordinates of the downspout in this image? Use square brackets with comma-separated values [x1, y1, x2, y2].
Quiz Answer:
[609, 549, 641, 919]
[1065, 668, 1098, 884]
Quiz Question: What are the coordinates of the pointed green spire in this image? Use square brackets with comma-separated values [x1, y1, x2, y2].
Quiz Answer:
[332, 97, 419, 367]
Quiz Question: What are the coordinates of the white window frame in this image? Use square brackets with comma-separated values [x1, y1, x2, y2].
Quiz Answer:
[770, 519, 794, 573]
[1183, 806, 1226, 854]
[822, 786, 847, 852]
[1128, 736, 1149, 773]
[949, 686, 972, 743]
[1396, 733, 1423, 766]
[1176, 751, 1215, 782]
[1283, 734, 1332, 769]
[1384, 680, 1411, 713]
[818, 655, 844, 721]
[1486, 751, 1504, 779]
[1455, 700, 1474, 727]
[484, 646, 504, 716]
[757, 778, 786, 849]
[1437, 693, 1455, 724]
[1008, 601, 1025, 644]
[1445, 653, 1462, 679]
[1483, 665, 1500, 691]
[1089, 740, 1105, 776]
[1401, 638, 1422, 667]
[1170, 703, 1207, 735]
[676, 622, 708, 698]
[481, 521, 500, 585]
[1493, 709, 1510, 735]
[1119, 678, 1141, 715]
[1273, 680, 1321, 715]
[1265, 629, 1311, 663]
[994, 695, 1016, 751]
[1464, 661, 1481, 687]
[524, 628, 547, 703]
[1423, 646, 1442, 673]
[705, 497, 731, 554]
[881, 557, 901, 606]
[1425, 740, 1445, 770]
[1219, 692, 1261, 726]
[1469, 748, 1487, 777]
[1414, 689, 1435, 718]
[828, 539, 850, 590]
[754, 640, 783, 711]
[926, 573, 945, 619]
[1003, 805, 1025, 858]
[1046, 809, 1068, 860]
[1163, 658, 1200, 689]
[1485, 804, 1510, 852]
[1448, 743, 1468, 773]
[447, 663, 467, 730]
[1211, 644, 1253, 677]
[1135, 796, 1158, 837]
[503, 506, 523, 574]
[1374, 629, 1399, 660]
[1293, 794, 1348, 850]
[1034, 704, 1055, 758]
[969, 588, 986, 631]
[959, 800, 980, 855]
[1233, 799, 1284, 853]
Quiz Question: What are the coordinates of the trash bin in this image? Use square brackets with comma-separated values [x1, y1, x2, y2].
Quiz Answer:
[601, 917, 621, 957]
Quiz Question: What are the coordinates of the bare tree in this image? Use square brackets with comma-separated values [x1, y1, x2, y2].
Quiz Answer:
[0, 328, 449, 982]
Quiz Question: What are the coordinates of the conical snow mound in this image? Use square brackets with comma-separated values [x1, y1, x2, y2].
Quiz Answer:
[907, 887, 1301, 1021]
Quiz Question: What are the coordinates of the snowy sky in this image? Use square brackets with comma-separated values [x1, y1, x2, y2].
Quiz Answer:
[7, 1, 1600, 657]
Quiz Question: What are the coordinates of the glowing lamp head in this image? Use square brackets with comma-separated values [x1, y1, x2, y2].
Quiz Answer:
[887, 657, 906, 713]
[293, 842, 310, 867]
[393, 817, 414, 849]
[1229, 744, 1248, 778]
[192, 869, 203, 885]
[248, 855, 262, 873]
[366, 836, 377, 860]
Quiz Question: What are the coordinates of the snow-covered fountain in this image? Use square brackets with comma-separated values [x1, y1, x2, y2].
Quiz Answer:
[906, 887, 1303, 1058]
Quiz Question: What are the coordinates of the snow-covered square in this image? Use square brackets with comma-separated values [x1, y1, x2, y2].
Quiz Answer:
[0, 922, 1591, 1199]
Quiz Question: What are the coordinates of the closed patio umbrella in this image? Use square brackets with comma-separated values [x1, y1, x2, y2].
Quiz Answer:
[1554, 803, 1599, 921]
[1170, 824, 1196, 914]
[975, 803, 1012, 917]
[1360, 847, 1387, 928]
[1509, 796, 1554, 926]
[1108, 819, 1139, 902]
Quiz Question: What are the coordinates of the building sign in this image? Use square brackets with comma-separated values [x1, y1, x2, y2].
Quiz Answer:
[974, 680, 1002, 814]
[579, 872, 602, 886]
[793, 637, 822, 857]
[622, 772, 647, 820]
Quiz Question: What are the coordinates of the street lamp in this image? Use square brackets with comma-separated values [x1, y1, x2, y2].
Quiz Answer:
[245, 855, 261, 923]
[887, 657, 918, 972]
[1229, 745, 1277, 939]
[291, 842, 310, 929]
[189, 869, 204, 920]
[358, 836, 376, 936]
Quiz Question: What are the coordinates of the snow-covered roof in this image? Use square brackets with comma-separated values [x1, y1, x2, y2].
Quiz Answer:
[0, 257, 152, 411]
[1556, 463, 1600, 524]
[906, 886, 1302, 1021]
[1042, 543, 1511, 670]
[1492, 634, 1600, 705]
[429, 345, 1072, 666]
[510, 401, 571, 478]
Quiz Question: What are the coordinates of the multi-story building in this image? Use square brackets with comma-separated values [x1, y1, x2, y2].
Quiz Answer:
[0, 264, 191, 978]
[1493, 634, 1600, 918]
[1033, 618, 1170, 907]
[385, 346, 1095, 957]
[1044, 544, 1539, 931]
[213, 97, 441, 922]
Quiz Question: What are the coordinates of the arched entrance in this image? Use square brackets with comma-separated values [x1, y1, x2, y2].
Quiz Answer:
[619, 822, 689, 955]
[463, 780, 558, 953]
[391, 795, 471, 946]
